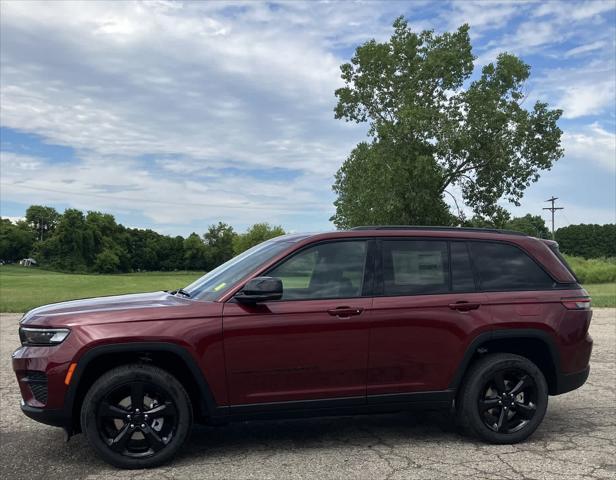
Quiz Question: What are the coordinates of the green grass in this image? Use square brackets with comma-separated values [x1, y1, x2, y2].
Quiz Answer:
[0, 265, 203, 312]
[585, 283, 616, 308]
[1, 264, 614, 312]
[563, 255, 616, 284]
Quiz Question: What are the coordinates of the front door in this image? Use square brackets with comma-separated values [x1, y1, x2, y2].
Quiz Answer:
[223, 239, 373, 406]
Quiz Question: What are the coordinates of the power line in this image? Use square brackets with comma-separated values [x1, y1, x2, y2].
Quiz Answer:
[542, 196, 563, 238]
[0, 182, 325, 213]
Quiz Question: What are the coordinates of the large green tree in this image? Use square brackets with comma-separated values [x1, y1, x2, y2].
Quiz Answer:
[332, 17, 563, 228]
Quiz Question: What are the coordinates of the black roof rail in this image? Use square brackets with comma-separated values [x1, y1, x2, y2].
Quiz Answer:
[348, 225, 527, 236]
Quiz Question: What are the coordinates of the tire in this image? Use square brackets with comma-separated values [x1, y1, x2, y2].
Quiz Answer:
[80, 364, 193, 469]
[457, 353, 548, 444]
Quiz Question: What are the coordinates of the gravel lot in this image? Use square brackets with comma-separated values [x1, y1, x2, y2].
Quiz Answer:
[1, 310, 614, 480]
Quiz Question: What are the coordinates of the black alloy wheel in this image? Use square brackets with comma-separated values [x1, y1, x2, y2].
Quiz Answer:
[97, 381, 178, 457]
[478, 368, 538, 433]
[457, 353, 548, 444]
[81, 364, 192, 469]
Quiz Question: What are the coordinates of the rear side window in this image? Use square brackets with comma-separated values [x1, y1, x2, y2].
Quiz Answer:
[382, 240, 449, 295]
[469, 242, 555, 291]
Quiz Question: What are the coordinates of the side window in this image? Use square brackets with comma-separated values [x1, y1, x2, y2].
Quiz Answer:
[267, 241, 368, 300]
[450, 241, 476, 292]
[382, 240, 449, 296]
[469, 242, 555, 291]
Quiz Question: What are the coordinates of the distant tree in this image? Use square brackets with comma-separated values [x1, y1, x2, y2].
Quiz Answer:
[506, 214, 550, 238]
[464, 212, 550, 237]
[159, 236, 185, 271]
[555, 224, 616, 258]
[233, 223, 286, 254]
[0, 218, 35, 261]
[203, 222, 236, 269]
[93, 249, 120, 273]
[25, 205, 59, 241]
[332, 17, 563, 228]
[84, 211, 129, 270]
[35, 209, 91, 271]
[183, 233, 207, 270]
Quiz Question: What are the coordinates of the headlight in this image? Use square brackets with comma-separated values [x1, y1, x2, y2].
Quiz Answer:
[19, 327, 70, 346]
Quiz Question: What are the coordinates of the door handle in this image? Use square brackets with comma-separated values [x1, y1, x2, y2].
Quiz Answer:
[327, 306, 364, 317]
[448, 301, 480, 312]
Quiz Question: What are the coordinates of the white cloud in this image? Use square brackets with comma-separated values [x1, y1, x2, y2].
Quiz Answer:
[476, 0, 615, 65]
[528, 61, 615, 119]
[565, 40, 608, 57]
[0, 150, 336, 226]
[443, 1, 521, 33]
[558, 81, 615, 119]
[534, 0, 615, 21]
[563, 124, 616, 172]
[0, 152, 43, 172]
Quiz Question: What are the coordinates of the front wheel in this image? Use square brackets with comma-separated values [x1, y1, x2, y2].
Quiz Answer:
[81, 364, 193, 469]
[457, 353, 548, 444]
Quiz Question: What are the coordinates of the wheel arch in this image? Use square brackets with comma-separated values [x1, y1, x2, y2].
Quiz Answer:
[449, 329, 561, 395]
[65, 342, 222, 433]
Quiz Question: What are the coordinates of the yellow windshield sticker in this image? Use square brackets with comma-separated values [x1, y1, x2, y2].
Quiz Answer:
[213, 282, 227, 292]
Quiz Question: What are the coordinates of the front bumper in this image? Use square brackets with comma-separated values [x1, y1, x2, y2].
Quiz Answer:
[20, 402, 68, 428]
[12, 344, 76, 432]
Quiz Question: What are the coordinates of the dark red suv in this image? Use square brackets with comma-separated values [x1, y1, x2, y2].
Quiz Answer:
[13, 227, 592, 468]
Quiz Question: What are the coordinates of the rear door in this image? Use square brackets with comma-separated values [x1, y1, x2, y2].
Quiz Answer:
[223, 239, 374, 406]
[368, 239, 490, 396]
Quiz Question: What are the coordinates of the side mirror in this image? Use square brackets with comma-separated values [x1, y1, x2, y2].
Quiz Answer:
[234, 276, 283, 304]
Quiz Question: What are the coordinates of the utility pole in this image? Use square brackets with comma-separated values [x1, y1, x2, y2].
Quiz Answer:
[543, 196, 563, 238]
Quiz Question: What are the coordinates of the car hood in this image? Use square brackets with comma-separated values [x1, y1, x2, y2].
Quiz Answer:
[20, 291, 218, 327]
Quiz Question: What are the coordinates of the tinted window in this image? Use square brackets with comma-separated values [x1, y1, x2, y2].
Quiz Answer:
[451, 241, 476, 292]
[382, 240, 449, 295]
[267, 241, 368, 300]
[470, 242, 555, 290]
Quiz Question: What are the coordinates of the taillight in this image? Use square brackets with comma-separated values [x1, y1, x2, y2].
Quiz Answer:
[561, 297, 591, 310]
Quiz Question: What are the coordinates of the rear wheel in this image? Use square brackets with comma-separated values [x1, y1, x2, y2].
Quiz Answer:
[457, 353, 548, 444]
[81, 364, 192, 469]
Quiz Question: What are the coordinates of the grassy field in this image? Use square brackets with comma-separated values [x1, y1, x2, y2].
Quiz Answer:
[564, 255, 616, 284]
[0, 265, 202, 312]
[0, 264, 614, 312]
[585, 283, 616, 308]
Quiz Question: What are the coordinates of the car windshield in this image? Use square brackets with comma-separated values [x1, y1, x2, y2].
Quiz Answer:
[183, 235, 309, 301]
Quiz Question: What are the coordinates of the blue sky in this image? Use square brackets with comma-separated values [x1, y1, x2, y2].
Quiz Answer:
[1, 0, 614, 236]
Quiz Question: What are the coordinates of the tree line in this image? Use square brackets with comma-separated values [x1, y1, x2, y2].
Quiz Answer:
[554, 224, 616, 259]
[0, 205, 284, 273]
[2, 205, 614, 274]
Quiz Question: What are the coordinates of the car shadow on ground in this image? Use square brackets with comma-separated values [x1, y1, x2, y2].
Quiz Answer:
[177, 409, 461, 459]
